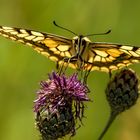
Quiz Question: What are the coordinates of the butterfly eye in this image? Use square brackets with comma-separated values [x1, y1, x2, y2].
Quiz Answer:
[74, 38, 78, 45]
[82, 39, 86, 46]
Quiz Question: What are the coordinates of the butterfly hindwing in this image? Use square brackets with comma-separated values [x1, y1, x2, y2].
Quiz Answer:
[84, 42, 140, 72]
[0, 26, 77, 67]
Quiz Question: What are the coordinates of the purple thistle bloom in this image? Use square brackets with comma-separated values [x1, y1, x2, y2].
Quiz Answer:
[34, 72, 90, 140]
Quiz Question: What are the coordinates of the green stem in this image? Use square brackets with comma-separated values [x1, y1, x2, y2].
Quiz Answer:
[98, 112, 117, 140]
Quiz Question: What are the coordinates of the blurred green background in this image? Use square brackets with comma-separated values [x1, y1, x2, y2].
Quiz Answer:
[0, 0, 140, 140]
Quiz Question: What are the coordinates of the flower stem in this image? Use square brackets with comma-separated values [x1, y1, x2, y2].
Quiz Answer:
[98, 112, 117, 140]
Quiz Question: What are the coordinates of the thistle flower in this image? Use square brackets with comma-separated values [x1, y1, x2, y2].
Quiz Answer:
[98, 69, 139, 140]
[34, 72, 90, 140]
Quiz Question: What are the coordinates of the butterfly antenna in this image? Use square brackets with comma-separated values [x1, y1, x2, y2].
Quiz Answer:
[86, 29, 111, 37]
[53, 21, 77, 36]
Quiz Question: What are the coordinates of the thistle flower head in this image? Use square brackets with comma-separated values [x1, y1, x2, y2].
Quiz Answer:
[34, 72, 90, 140]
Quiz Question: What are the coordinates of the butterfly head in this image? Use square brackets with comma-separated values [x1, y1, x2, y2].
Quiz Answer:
[73, 35, 91, 46]
[72, 35, 92, 63]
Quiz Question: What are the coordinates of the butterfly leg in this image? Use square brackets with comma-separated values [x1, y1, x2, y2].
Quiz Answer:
[56, 60, 66, 75]
[76, 60, 92, 84]
[109, 70, 112, 79]
[83, 69, 91, 84]
[56, 61, 59, 70]
[76, 61, 86, 83]
[57, 56, 77, 75]
[83, 62, 92, 84]
[61, 58, 71, 74]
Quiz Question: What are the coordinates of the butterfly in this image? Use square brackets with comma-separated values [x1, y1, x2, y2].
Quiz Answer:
[0, 22, 140, 74]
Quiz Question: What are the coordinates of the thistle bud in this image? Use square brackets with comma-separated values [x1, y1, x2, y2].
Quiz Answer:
[98, 69, 139, 140]
[106, 69, 139, 114]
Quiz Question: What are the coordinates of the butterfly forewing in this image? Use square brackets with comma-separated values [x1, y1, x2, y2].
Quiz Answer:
[84, 42, 140, 72]
[0, 26, 77, 68]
